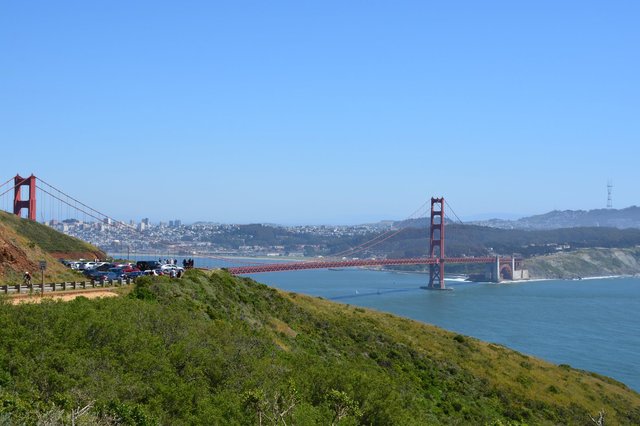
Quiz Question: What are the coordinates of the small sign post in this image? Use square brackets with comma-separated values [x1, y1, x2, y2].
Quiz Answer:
[39, 260, 47, 289]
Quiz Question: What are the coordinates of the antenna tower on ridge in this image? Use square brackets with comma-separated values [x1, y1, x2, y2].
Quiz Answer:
[607, 180, 613, 209]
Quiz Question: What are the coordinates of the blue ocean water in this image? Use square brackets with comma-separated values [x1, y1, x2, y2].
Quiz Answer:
[113, 254, 640, 392]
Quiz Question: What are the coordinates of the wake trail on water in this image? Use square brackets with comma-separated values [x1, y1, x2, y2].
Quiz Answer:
[330, 287, 419, 301]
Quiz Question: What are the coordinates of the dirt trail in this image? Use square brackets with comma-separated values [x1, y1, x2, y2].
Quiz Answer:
[8, 289, 119, 304]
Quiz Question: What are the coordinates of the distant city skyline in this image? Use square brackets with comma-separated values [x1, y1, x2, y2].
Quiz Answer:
[32, 201, 640, 227]
[2, 1, 638, 224]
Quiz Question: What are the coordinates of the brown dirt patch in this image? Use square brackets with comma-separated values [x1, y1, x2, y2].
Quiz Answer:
[0, 229, 38, 277]
[9, 290, 119, 304]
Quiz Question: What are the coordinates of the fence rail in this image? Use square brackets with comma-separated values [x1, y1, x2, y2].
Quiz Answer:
[2, 279, 133, 295]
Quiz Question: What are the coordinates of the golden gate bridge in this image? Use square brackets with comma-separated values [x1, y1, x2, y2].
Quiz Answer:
[1, 174, 522, 290]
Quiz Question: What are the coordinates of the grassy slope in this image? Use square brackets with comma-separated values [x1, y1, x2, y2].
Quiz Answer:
[0, 211, 102, 283]
[0, 211, 102, 255]
[0, 270, 638, 425]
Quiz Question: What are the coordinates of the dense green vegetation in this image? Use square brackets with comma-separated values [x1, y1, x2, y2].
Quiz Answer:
[0, 211, 101, 256]
[1, 270, 638, 425]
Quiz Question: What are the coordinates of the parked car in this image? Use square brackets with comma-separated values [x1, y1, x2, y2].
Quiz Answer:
[93, 271, 124, 282]
[67, 261, 82, 270]
[97, 263, 115, 271]
[160, 264, 185, 274]
[82, 263, 115, 278]
[125, 270, 145, 279]
[108, 267, 129, 276]
[77, 261, 94, 270]
[84, 269, 106, 279]
[136, 261, 162, 271]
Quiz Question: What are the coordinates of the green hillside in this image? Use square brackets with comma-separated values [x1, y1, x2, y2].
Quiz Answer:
[0, 211, 103, 283]
[0, 211, 102, 256]
[1, 270, 638, 425]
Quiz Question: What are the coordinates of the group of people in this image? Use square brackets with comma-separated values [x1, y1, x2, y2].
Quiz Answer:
[158, 258, 194, 269]
[157, 258, 195, 269]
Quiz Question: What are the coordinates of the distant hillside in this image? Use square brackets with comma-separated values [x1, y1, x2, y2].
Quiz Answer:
[1, 270, 638, 424]
[525, 247, 640, 279]
[376, 223, 640, 259]
[0, 211, 104, 283]
[178, 219, 640, 264]
[471, 206, 640, 230]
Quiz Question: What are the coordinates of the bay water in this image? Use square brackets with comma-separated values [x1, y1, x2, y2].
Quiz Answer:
[115, 254, 640, 392]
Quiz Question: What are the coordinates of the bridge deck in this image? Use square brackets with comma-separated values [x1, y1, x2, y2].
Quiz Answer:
[227, 257, 506, 274]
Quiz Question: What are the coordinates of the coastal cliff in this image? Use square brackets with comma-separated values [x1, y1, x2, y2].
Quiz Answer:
[525, 247, 640, 279]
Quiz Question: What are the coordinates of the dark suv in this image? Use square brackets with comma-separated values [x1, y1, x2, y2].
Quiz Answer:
[136, 260, 162, 271]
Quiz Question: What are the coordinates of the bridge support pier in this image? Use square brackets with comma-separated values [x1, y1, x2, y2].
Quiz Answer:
[428, 197, 446, 290]
[428, 261, 446, 290]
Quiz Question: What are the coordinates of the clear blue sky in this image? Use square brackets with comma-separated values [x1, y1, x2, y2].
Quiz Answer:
[2, 1, 638, 224]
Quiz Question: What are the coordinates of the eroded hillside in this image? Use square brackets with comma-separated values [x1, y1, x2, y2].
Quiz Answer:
[0, 211, 103, 283]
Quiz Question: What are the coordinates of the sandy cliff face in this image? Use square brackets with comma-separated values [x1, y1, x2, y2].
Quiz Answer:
[525, 247, 640, 279]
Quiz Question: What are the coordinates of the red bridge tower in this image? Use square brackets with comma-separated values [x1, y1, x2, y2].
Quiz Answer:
[428, 197, 445, 289]
[13, 174, 37, 221]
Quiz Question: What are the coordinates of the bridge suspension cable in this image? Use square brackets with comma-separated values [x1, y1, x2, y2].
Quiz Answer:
[0, 176, 28, 198]
[444, 200, 465, 225]
[193, 199, 430, 266]
[38, 178, 268, 266]
[327, 199, 431, 259]
[0, 177, 15, 213]
[36, 177, 136, 231]
[0, 176, 16, 190]
[35, 185, 129, 229]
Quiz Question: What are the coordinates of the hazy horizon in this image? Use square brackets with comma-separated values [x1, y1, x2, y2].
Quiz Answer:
[43, 203, 638, 228]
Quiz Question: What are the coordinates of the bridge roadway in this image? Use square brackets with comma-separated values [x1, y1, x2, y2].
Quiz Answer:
[226, 256, 505, 275]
